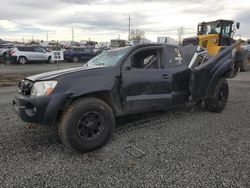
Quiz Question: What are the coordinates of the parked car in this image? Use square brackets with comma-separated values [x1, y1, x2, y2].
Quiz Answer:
[13, 43, 239, 153]
[10, 46, 52, 64]
[64, 47, 98, 63]
[0, 44, 13, 60]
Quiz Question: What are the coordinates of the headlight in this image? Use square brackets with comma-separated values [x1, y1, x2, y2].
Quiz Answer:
[30, 81, 58, 97]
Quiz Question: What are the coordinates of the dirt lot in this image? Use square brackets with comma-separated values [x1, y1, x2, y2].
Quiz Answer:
[0, 64, 250, 187]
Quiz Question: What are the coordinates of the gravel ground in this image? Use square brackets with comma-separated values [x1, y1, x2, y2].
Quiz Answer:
[0, 67, 250, 187]
[0, 62, 84, 74]
[0, 63, 85, 87]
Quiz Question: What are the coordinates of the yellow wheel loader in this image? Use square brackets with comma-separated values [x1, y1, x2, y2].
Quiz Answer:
[183, 19, 250, 71]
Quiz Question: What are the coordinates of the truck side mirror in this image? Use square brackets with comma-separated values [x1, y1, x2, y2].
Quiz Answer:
[236, 22, 240, 29]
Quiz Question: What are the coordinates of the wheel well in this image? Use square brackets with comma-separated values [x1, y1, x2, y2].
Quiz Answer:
[61, 91, 120, 115]
[18, 56, 27, 59]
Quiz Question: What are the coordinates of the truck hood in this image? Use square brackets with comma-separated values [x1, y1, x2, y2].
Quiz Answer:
[26, 65, 106, 82]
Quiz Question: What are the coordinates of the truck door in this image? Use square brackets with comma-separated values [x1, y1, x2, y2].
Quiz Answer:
[121, 45, 188, 113]
[121, 46, 171, 113]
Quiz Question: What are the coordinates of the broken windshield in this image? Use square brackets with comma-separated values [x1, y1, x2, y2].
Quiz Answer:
[87, 47, 130, 67]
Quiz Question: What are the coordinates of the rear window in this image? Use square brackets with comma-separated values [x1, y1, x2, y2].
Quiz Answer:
[165, 46, 183, 68]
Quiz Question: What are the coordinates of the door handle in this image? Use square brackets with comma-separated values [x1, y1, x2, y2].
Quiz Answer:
[162, 74, 169, 79]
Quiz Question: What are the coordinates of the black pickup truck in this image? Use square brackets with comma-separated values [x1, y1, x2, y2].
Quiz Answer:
[13, 43, 239, 153]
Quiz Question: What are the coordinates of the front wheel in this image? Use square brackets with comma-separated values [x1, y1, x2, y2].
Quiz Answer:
[47, 56, 53, 63]
[204, 78, 229, 113]
[58, 97, 115, 153]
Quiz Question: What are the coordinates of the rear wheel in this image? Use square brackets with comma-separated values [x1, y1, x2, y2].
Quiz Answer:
[3, 52, 7, 60]
[73, 56, 79, 63]
[58, 97, 114, 153]
[205, 78, 229, 113]
[18, 56, 27, 64]
[240, 51, 250, 72]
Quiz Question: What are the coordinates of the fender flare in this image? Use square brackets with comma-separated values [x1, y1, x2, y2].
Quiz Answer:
[205, 59, 232, 98]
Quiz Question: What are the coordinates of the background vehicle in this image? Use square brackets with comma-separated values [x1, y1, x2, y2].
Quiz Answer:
[64, 47, 98, 63]
[110, 39, 127, 48]
[183, 19, 250, 71]
[13, 43, 238, 153]
[10, 46, 52, 64]
[0, 44, 13, 60]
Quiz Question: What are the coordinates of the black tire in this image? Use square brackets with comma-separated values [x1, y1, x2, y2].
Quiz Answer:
[58, 97, 115, 153]
[47, 56, 52, 63]
[240, 51, 250, 72]
[204, 78, 229, 113]
[18, 56, 28, 64]
[73, 56, 79, 63]
[3, 52, 7, 60]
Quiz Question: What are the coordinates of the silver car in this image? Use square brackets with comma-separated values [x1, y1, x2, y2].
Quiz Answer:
[10, 46, 52, 64]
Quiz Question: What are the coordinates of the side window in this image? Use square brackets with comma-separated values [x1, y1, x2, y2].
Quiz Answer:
[165, 47, 183, 68]
[131, 49, 160, 69]
[17, 47, 24, 51]
[34, 47, 45, 53]
[23, 47, 34, 52]
[222, 24, 231, 37]
[85, 48, 92, 53]
[28, 47, 35, 52]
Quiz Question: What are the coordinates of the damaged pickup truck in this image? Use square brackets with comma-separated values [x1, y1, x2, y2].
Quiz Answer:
[13, 43, 239, 153]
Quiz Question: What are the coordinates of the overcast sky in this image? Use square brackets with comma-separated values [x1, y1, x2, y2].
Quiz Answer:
[0, 0, 250, 42]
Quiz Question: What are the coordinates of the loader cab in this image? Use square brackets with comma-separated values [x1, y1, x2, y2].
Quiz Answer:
[197, 20, 236, 46]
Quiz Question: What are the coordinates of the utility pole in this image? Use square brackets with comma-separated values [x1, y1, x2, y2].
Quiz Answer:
[72, 27, 74, 42]
[46, 32, 48, 42]
[128, 13, 131, 41]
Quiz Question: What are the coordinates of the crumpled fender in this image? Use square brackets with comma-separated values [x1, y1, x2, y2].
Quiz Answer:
[204, 59, 233, 98]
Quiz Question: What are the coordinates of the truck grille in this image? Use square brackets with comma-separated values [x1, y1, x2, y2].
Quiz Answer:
[18, 79, 33, 95]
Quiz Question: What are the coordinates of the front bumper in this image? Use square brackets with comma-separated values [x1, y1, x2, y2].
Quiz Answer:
[13, 93, 69, 125]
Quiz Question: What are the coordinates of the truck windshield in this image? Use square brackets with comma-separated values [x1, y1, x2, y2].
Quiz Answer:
[87, 47, 130, 67]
